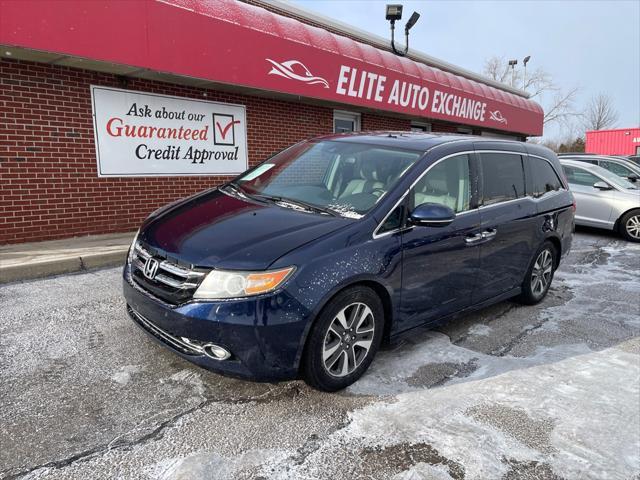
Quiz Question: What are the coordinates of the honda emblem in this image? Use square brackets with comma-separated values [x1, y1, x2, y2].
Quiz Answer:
[143, 258, 159, 280]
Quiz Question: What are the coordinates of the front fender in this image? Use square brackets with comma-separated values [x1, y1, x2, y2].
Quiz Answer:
[275, 221, 403, 371]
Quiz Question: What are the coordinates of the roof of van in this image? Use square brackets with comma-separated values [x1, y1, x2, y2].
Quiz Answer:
[316, 131, 524, 152]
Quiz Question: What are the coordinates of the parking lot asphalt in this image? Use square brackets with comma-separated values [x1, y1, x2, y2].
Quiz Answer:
[1, 229, 639, 480]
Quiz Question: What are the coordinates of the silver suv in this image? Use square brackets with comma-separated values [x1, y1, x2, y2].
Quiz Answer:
[561, 159, 640, 242]
[560, 154, 640, 184]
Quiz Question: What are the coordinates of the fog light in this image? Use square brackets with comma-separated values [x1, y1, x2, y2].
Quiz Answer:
[203, 344, 231, 361]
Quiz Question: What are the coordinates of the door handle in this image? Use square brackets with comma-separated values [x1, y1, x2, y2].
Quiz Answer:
[481, 228, 497, 239]
[465, 233, 483, 244]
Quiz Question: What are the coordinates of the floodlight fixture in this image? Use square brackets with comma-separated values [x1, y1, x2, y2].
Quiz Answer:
[386, 4, 420, 56]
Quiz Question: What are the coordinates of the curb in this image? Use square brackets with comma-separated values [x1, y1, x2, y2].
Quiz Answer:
[0, 250, 127, 284]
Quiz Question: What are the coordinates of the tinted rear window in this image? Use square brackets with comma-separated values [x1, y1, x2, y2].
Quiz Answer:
[480, 153, 525, 205]
[531, 157, 563, 197]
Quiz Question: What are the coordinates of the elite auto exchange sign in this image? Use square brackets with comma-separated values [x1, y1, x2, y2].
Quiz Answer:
[91, 86, 248, 177]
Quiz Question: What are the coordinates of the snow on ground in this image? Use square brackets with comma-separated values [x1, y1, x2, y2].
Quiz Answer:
[2, 232, 638, 480]
[266, 344, 638, 480]
[257, 238, 640, 479]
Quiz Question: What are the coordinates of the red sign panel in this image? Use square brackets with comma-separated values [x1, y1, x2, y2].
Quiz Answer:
[0, 0, 543, 135]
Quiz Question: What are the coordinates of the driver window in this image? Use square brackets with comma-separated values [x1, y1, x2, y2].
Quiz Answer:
[411, 154, 471, 213]
[600, 160, 631, 177]
[562, 166, 600, 187]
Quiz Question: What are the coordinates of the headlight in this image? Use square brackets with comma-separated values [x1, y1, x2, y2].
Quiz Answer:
[193, 266, 295, 300]
[127, 229, 139, 265]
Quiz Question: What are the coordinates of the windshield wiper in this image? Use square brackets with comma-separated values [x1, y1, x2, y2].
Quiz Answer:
[222, 182, 250, 199]
[252, 193, 338, 217]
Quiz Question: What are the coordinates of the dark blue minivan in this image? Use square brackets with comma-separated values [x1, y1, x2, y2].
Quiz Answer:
[123, 133, 574, 391]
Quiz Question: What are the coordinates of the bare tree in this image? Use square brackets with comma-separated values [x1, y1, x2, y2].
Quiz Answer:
[484, 56, 512, 84]
[482, 56, 579, 126]
[583, 93, 619, 130]
[543, 87, 580, 125]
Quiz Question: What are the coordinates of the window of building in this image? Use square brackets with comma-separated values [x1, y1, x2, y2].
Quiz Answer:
[457, 127, 473, 135]
[411, 122, 432, 132]
[333, 110, 361, 133]
[530, 157, 564, 196]
[480, 153, 525, 205]
[412, 154, 471, 213]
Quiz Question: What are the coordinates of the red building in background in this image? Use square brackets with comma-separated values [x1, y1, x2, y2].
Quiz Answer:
[585, 128, 640, 156]
[0, 0, 543, 245]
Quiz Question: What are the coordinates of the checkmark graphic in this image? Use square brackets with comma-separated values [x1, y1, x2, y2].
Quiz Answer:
[216, 119, 241, 140]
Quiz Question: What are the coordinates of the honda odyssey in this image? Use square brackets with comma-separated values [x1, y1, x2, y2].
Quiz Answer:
[123, 133, 574, 391]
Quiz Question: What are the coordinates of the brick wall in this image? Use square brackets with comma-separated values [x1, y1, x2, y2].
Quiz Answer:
[361, 113, 411, 131]
[0, 59, 336, 244]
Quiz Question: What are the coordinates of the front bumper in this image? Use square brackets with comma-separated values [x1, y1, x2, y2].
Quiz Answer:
[123, 272, 311, 381]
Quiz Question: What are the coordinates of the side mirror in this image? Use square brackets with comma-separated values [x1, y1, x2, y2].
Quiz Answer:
[627, 174, 638, 183]
[593, 181, 612, 190]
[409, 202, 456, 227]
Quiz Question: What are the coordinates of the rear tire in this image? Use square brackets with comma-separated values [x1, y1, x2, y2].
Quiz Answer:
[517, 241, 557, 305]
[302, 286, 384, 392]
[619, 210, 640, 243]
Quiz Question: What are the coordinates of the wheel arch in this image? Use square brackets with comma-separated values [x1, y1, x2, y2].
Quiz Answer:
[294, 277, 395, 373]
[545, 235, 562, 269]
[613, 207, 640, 232]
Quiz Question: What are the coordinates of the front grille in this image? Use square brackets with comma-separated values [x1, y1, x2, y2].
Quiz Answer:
[130, 242, 207, 305]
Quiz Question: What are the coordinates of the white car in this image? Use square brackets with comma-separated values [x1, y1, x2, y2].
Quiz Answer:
[561, 159, 640, 242]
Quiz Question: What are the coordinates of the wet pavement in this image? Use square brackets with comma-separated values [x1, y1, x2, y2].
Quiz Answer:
[1, 229, 639, 480]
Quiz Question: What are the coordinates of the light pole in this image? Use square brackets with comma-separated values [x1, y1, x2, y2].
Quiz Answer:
[523, 55, 531, 91]
[508, 59, 518, 87]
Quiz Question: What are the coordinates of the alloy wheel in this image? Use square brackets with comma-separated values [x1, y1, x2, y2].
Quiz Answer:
[531, 249, 553, 297]
[626, 215, 640, 240]
[322, 302, 375, 377]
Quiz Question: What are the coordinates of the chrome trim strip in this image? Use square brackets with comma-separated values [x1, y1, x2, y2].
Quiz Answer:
[153, 273, 199, 289]
[154, 274, 183, 288]
[159, 260, 204, 278]
[372, 150, 476, 239]
[372, 149, 569, 239]
[132, 243, 206, 293]
[134, 243, 150, 259]
[128, 306, 203, 356]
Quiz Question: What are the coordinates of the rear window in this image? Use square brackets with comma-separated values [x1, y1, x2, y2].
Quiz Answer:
[530, 157, 563, 197]
[480, 153, 525, 205]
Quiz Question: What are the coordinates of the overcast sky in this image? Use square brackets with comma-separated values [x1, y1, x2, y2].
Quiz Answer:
[290, 0, 640, 140]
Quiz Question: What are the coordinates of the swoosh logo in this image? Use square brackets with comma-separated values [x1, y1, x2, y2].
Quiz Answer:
[266, 59, 330, 89]
[489, 110, 508, 125]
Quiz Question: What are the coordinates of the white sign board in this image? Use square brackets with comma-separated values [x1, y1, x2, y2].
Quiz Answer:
[91, 86, 248, 177]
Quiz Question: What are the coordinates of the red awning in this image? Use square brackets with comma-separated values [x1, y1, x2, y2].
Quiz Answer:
[0, 0, 543, 135]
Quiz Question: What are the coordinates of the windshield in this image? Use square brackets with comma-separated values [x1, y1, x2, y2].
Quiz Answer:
[232, 140, 422, 217]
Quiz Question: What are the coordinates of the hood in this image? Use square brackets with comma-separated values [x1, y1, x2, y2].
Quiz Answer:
[139, 189, 352, 269]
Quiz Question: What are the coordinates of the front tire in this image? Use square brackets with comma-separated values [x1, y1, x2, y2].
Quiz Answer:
[302, 286, 384, 392]
[517, 241, 557, 305]
[619, 210, 640, 243]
